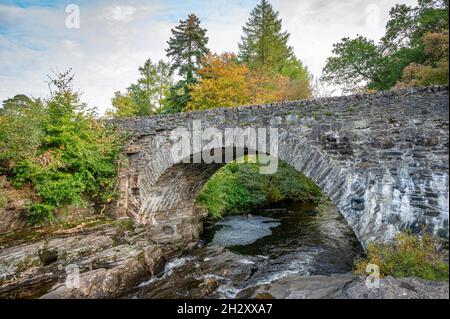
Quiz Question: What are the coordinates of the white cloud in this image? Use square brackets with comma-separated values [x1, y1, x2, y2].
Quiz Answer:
[102, 5, 137, 23]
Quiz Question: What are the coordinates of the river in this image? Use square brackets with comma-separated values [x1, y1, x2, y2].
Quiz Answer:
[122, 201, 364, 299]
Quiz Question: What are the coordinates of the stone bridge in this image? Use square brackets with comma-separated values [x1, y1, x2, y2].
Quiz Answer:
[111, 86, 449, 248]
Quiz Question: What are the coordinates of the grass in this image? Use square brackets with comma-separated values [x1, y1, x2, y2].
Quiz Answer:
[354, 232, 449, 282]
[346, 103, 359, 113]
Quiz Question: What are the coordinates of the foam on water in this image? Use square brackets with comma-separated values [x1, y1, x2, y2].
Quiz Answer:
[212, 215, 280, 247]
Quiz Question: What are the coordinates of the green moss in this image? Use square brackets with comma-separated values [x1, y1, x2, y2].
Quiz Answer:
[0, 216, 115, 248]
[113, 218, 135, 232]
[324, 111, 333, 117]
[354, 232, 449, 282]
[15, 255, 41, 273]
[346, 103, 359, 113]
[0, 178, 7, 208]
[0, 194, 7, 208]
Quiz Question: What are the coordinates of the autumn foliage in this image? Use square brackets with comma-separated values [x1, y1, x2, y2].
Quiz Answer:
[396, 31, 449, 88]
[186, 53, 311, 111]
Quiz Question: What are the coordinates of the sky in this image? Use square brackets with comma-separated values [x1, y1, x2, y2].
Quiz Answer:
[0, 0, 417, 114]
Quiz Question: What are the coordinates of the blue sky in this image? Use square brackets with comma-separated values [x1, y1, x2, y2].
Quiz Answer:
[0, 0, 416, 114]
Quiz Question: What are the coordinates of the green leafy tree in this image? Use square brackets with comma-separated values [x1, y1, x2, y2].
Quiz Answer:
[322, 0, 448, 92]
[237, 0, 311, 100]
[0, 95, 45, 169]
[321, 36, 388, 92]
[135, 59, 159, 112]
[165, 14, 210, 113]
[0, 94, 34, 115]
[155, 60, 174, 109]
[109, 59, 173, 117]
[382, 0, 449, 52]
[107, 91, 138, 118]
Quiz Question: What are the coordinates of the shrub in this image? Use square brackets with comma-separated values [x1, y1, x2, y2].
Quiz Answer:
[196, 155, 323, 219]
[0, 95, 44, 171]
[2, 71, 125, 224]
[354, 232, 449, 282]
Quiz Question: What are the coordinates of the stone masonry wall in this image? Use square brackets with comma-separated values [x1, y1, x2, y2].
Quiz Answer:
[110, 86, 449, 248]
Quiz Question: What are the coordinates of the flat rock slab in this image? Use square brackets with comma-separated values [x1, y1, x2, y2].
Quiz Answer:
[0, 219, 181, 299]
[238, 273, 449, 299]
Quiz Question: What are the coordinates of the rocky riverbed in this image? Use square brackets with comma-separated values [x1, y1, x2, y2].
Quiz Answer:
[0, 202, 448, 299]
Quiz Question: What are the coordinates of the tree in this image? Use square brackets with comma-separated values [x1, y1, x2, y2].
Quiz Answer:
[108, 59, 173, 117]
[185, 53, 251, 111]
[10, 70, 124, 224]
[322, 0, 449, 92]
[135, 59, 159, 112]
[0, 95, 44, 169]
[186, 53, 310, 111]
[155, 60, 173, 109]
[165, 14, 210, 113]
[238, 0, 304, 79]
[382, 0, 449, 52]
[396, 31, 449, 88]
[321, 36, 387, 92]
[107, 92, 138, 118]
[0, 94, 34, 115]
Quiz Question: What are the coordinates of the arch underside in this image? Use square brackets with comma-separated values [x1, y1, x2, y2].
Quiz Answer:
[128, 141, 377, 248]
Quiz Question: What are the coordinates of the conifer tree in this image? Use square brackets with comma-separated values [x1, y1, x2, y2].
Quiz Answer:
[165, 14, 209, 113]
[239, 0, 298, 77]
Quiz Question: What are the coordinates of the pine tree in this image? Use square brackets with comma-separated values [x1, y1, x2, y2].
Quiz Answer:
[165, 14, 209, 112]
[238, 0, 297, 77]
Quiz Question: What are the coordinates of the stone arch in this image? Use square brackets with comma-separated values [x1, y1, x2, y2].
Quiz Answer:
[128, 138, 367, 248]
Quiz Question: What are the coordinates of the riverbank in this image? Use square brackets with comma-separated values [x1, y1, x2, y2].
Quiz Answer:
[0, 210, 448, 299]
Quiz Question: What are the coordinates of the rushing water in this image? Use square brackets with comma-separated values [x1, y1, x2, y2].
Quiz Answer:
[123, 201, 364, 299]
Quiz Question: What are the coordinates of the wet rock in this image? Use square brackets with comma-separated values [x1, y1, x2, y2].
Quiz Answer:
[237, 274, 449, 299]
[351, 197, 365, 211]
[41, 252, 149, 299]
[0, 219, 175, 299]
[342, 276, 449, 299]
[0, 208, 28, 234]
[143, 245, 165, 276]
[38, 247, 58, 266]
[237, 273, 355, 299]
